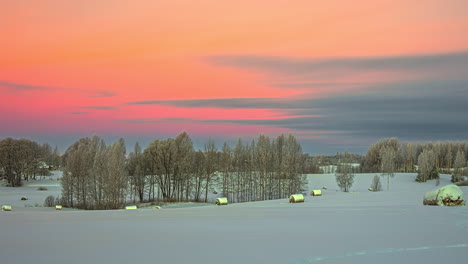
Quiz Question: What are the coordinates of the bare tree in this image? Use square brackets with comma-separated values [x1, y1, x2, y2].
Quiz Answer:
[203, 139, 218, 202]
[335, 152, 354, 192]
[105, 138, 128, 209]
[445, 144, 453, 174]
[174, 132, 194, 201]
[452, 149, 466, 183]
[191, 150, 205, 202]
[128, 142, 146, 202]
[416, 149, 438, 183]
[220, 142, 233, 201]
[370, 175, 382, 192]
[380, 145, 396, 191]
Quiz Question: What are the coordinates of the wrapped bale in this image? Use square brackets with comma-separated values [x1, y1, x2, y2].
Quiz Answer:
[310, 190, 322, 196]
[125, 205, 138, 210]
[289, 194, 304, 203]
[215, 198, 228, 206]
[55, 205, 62, 210]
[2, 205, 12, 211]
[423, 185, 465, 206]
[322, 186, 327, 190]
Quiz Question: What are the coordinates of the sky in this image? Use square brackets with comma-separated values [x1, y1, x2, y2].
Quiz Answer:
[1, 0, 468, 154]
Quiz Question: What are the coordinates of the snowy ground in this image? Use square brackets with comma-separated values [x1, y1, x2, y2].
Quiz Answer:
[1, 173, 467, 264]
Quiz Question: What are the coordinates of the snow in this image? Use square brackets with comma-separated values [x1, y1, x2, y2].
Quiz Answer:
[1, 173, 467, 264]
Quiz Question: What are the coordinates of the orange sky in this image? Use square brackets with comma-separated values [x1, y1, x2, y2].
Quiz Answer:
[1, 0, 468, 153]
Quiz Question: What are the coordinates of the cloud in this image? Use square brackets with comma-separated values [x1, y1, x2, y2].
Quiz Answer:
[91, 90, 117, 98]
[0, 80, 116, 98]
[207, 51, 468, 75]
[80, 106, 117, 110]
[67, 112, 89, 115]
[206, 51, 468, 90]
[127, 98, 294, 109]
[269, 82, 364, 89]
[124, 79, 468, 142]
[117, 117, 193, 124]
[0, 80, 55, 91]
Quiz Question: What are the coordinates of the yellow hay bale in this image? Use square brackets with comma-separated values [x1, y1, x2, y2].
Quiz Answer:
[310, 190, 322, 196]
[368, 188, 373, 191]
[21, 196, 28, 200]
[423, 185, 465, 206]
[322, 186, 327, 190]
[55, 205, 62, 210]
[289, 194, 304, 203]
[152, 206, 161, 209]
[2, 205, 12, 211]
[215, 197, 228, 205]
[125, 205, 138, 210]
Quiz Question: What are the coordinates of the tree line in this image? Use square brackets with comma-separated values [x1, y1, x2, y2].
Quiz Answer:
[59, 132, 307, 209]
[0, 138, 61, 186]
[361, 138, 468, 183]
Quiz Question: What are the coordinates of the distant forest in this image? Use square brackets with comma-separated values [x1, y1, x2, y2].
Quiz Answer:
[1, 136, 467, 209]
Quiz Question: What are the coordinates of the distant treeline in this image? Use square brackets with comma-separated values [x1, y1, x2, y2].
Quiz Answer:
[360, 138, 468, 182]
[304, 153, 364, 174]
[0, 138, 61, 186]
[61, 132, 307, 209]
[311, 153, 364, 167]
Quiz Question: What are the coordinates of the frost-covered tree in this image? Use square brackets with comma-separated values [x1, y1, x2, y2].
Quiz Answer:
[380, 146, 396, 191]
[370, 175, 382, 192]
[452, 149, 466, 183]
[203, 138, 218, 202]
[105, 138, 128, 209]
[335, 152, 354, 192]
[445, 146, 453, 174]
[416, 149, 438, 182]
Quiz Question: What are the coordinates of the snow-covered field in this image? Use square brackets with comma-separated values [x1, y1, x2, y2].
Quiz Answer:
[1, 173, 467, 264]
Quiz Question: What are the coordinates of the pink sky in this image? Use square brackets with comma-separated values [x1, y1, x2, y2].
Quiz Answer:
[1, 0, 468, 153]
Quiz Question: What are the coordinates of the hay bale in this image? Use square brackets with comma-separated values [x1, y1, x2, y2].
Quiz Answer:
[215, 197, 228, 205]
[21, 196, 28, 200]
[310, 190, 322, 196]
[125, 205, 138, 210]
[55, 205, 62, 210]
[423, 185, 465, 206]
[2, 205, 12, 211]
[152, 206, 161, 209]
[368, 188, 373, 191]
[289, 194, 304, 203]
[322, 186, 327, 190]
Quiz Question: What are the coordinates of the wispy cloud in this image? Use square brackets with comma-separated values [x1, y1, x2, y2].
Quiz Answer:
[269, 82, 364, 89]
[206, 51, 468, 91]
[127, 98, 293, 109]
[117, 117, 195, 124]
[0, 80, 116, 98]
[0, 80, 55, 91]
[91, 90, 117, 98]
[81, 106, 117, 110]
[207, 51, 468, 75]
[67, 112, 89, 115]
